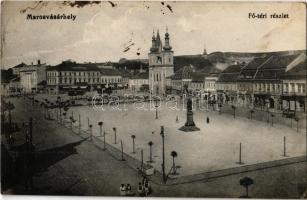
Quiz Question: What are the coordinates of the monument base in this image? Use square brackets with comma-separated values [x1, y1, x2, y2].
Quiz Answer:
[179, 110, 200, 132]
[179, 125, 200, 132]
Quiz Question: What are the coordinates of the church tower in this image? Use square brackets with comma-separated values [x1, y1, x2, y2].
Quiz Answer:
[148, 27, 174, 95]
[203, 44, 207, 58]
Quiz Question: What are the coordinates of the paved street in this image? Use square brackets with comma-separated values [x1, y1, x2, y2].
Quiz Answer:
[1, 96, 307, 198]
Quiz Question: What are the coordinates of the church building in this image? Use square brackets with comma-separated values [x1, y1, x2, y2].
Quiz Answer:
[148, 28, 174, 95]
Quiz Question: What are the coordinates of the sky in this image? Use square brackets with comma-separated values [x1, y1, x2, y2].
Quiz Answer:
[1, 1, 306, 69]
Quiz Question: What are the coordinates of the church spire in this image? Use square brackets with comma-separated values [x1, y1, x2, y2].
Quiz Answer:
[150, 29, 157, 52]
[156, 29, 162, 52]
[203, 43, 207, 56]
[163, 26, 172, 51]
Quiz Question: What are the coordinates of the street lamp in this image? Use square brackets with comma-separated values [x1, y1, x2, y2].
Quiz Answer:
[160, 126, 166, 183]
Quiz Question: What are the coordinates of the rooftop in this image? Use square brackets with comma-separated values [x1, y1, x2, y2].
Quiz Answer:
[130, 72, 149, 79]
[47, 61, 101, 72]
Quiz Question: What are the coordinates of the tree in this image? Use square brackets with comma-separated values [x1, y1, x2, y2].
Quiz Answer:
[131, 135, 136, 153]
[250, 110, 254, 120]
[113, 127, 117, 144]
[231, 105, 236, 118]
[69, 116, 76, 129]
[170, 151, 178, 175]
[240, 177, 254, 198]
[294, 117, 299, 132]
[271, 114, 274, 126]
[1, 101, 15, 128]
[148, 141, 153, 162]
[6, 101, 15, 126]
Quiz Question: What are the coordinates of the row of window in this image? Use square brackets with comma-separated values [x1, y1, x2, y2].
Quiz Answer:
[216, 84, 236, 91]
[283, 83, 306, 93]
[101, 77, 122, 83]
[47, 77, 122, 84]
[130, 80, 148, 85]
[48, 71, 100, 77]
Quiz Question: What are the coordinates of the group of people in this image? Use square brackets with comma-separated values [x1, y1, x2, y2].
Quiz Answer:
[119, 177, 151, 196]
[137, 177, 150, 196]
[119, 183, 133, 196]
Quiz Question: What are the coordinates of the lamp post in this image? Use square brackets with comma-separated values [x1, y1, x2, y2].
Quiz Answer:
[113, 127, 117, 144]
[141, 149, 144, 171]
[89, 124, 93, 141]
[98, 121, 103, 137]
[103, 131, 106, 150]
[57, 96, 62, 124]
[284, 136, 286, 157]
[236, 142, 244, 165]
[155, 98, 158, 119]
[160, 126, 166, 183]
[78, 114, 81, 134]
[121, 140, 124, 161]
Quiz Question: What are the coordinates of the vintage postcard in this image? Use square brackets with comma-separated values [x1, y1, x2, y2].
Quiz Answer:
[1, 0, 306, 198]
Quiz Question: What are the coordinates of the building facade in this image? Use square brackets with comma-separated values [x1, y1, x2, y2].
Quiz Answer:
[128, 72, 149, 92]
[19, 60, 47, 93]
[281, 55, 306, 112]
[46, 61, 101, 93]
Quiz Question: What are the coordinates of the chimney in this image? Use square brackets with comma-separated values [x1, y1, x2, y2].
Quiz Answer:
[38, 59, 41, 65]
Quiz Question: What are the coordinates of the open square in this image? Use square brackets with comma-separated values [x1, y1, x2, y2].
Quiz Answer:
[65, 101, 306, 177]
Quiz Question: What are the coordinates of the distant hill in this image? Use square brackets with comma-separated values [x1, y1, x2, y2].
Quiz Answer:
[114, 59, 149, 72]
[207, 50, 306, 64]
[173, 55, 214, 73]
[115, 50, 306, 73]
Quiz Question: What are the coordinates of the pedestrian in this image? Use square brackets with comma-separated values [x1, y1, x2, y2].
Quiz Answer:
[126, 184, 132, 196]
[144, 179, 150, 196]
[176, 116, 179, 123]
[119, 184, 126, 196]
[137, 182, 144, 196]
[206, 116, 210, 124]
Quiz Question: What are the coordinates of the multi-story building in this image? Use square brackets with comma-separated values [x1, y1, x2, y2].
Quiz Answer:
[236, 57, 269, 107]
[148, 28, 174, 95]
[251, 54, 297, 110]
[128, 72, 149, 92]
[216, 64, 243, 103]
[281, 54, 306, 112]
[100, 68, 123, 88]
[19, 60, 47, 93]
[189, 74, 206, 94]
[46, 60, 101, 93]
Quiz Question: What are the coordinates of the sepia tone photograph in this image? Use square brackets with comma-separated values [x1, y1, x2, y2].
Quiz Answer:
[0, 1, 306, 198]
